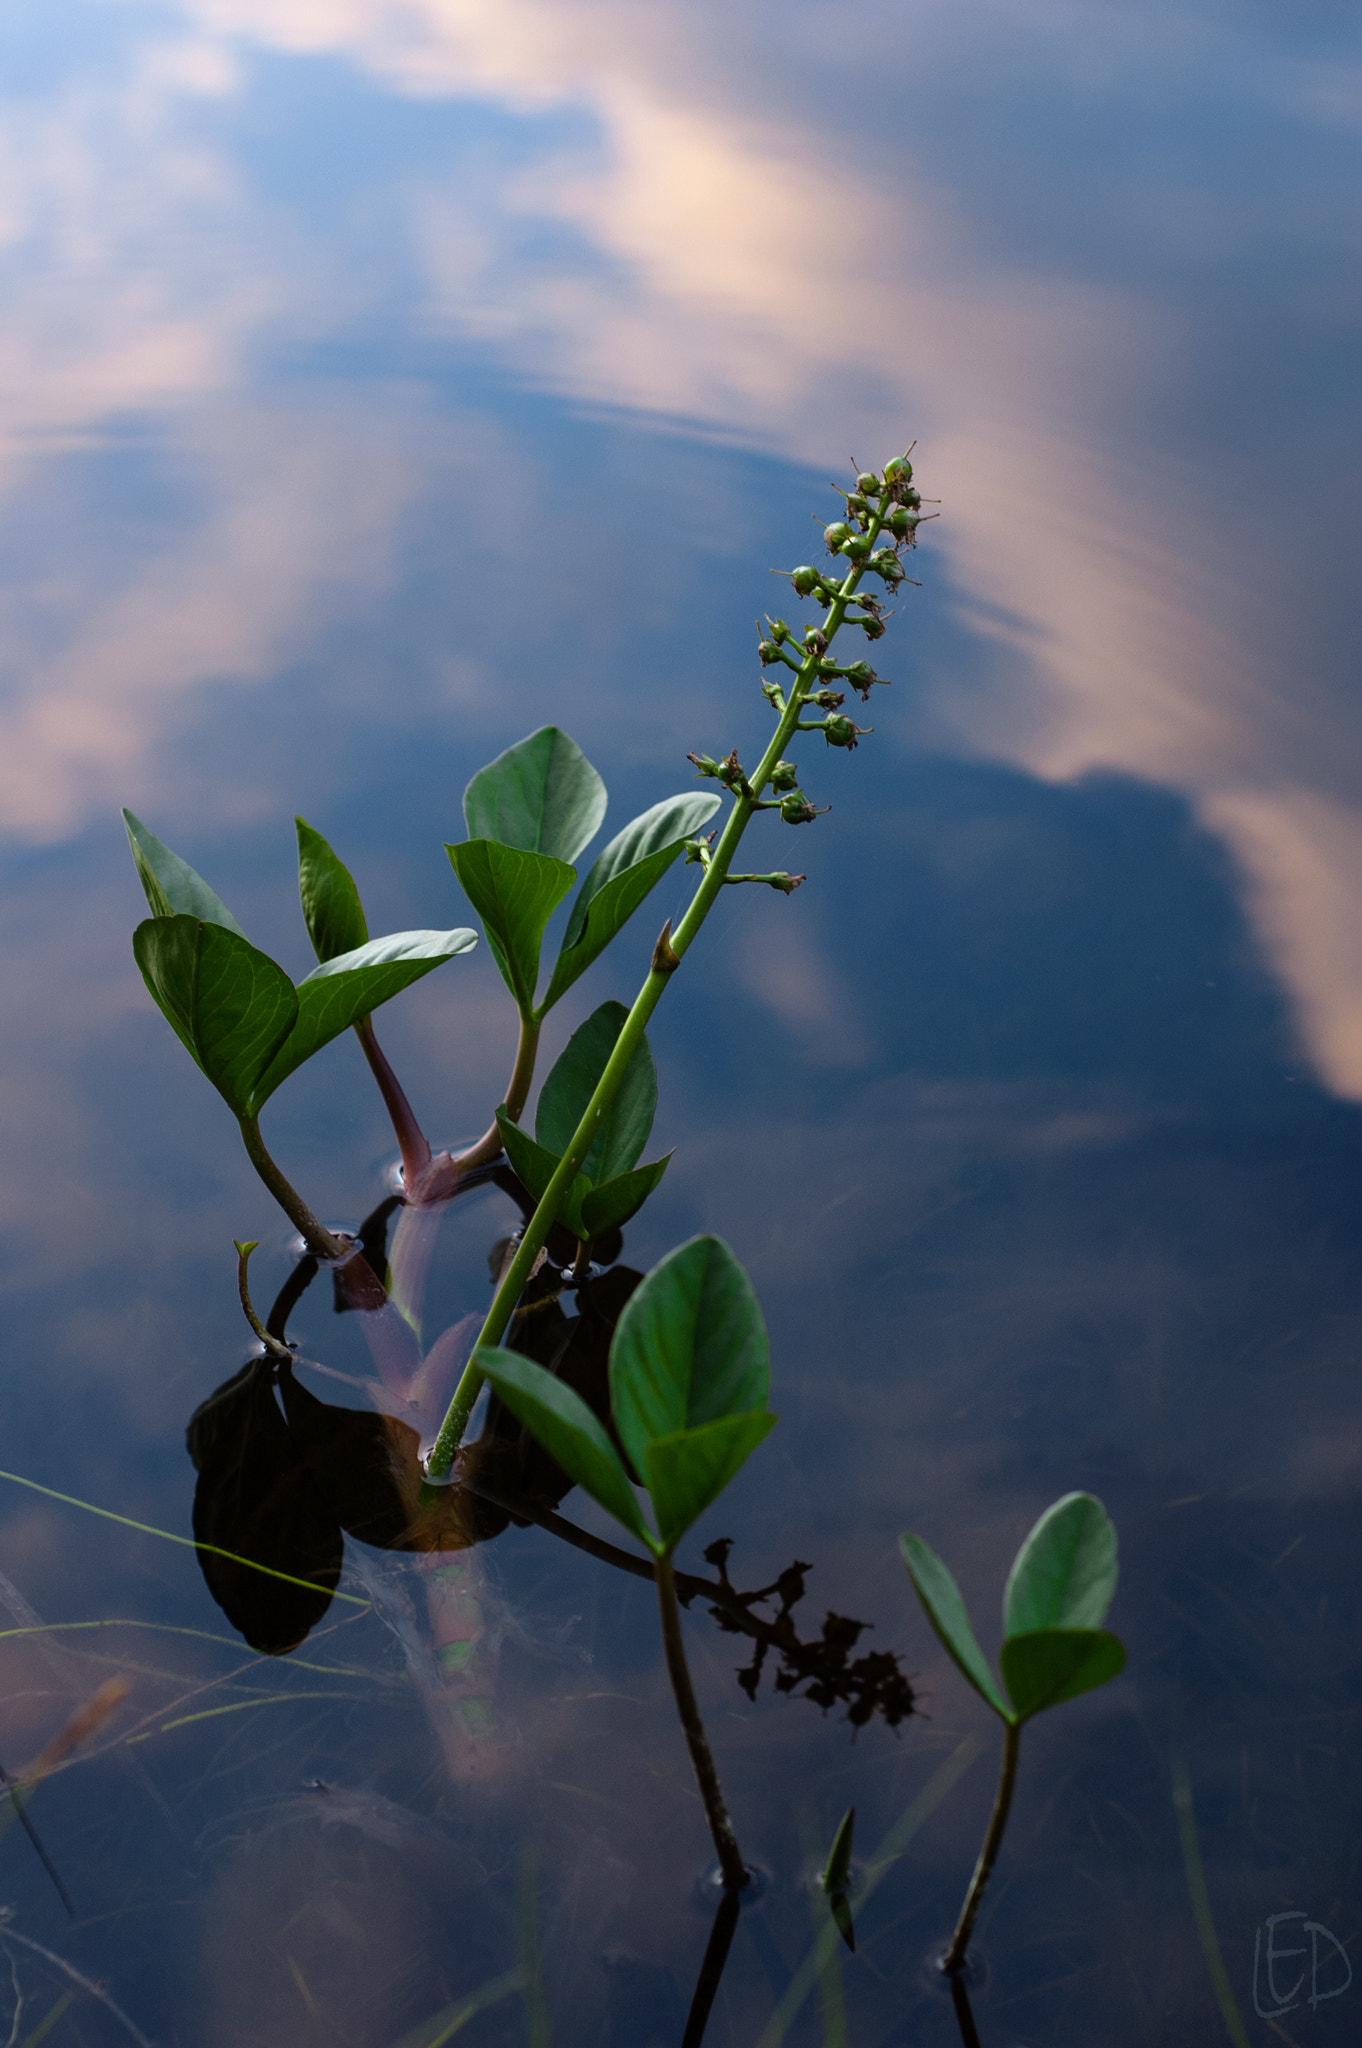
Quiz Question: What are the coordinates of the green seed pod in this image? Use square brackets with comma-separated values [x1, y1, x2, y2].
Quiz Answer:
[845, 493, 869, 519]
[886, 506, 919, 539]
[856, 472, 881, 495]
[790, 565, 820, 597]
[901, 487, 922, 510]
[758, 639, 782, 665]
[770, 759, 799, 791]
[841, 660, 875, 687]
[884, 456, 913, 483]
[840, 534, 871, 561]
[780, 791, 818, 824]
[869, 549, 904, 585]
[769, 618, 792, 643]
[823, 521, 851, 554]
[823, 714, 858, 747]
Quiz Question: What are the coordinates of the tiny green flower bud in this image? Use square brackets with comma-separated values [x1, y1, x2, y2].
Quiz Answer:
[770, 759, 799, 791]
[687, 751, 720, 778]
[840, 534, 871, 561]
[758, 639, 782, 665]
[790, 565, 820, 597]
[761, 678, 785, 710]
[856, 472, 882, 495]
[823, 521, 851, 554]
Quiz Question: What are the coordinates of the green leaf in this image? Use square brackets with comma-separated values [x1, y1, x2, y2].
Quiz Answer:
[641, 1411, 776, 1552]
[579, 1155, 671, 1240]
[821, 1806, 856, 1898]
[446, 840, 575, 1012]
[122, 810, 245, 935]
[998, 1628, 1126, 1722]
[474, 1346, 654, 1549]
[295, 817, 368, 963]
[540, 793, 721, 1013]
[252, 929, 476, 1108]
[462, 727, 606, 864]
[899, 1532, 1010, 1721]
[609, 1236, 770, 1476]
[133, 916, 297, 1118]
[494, 1110, 590, 1239]
[1003, 1492, 1118, 1639]
[535, 1001, 657, 1184]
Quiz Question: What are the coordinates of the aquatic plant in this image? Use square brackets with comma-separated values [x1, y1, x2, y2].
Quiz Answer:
[901, 1491, 1126, 1973]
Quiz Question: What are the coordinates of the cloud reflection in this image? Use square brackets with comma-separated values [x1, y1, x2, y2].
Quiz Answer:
[4, 0, 1360, 1093]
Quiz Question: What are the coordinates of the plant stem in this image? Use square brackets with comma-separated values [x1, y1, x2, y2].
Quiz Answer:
[422, 492, 891, 1480]
[354, 1016, 431, 1190]
[503, 1010, 541, 1123]
[654, 1552, 749, 1892]
[236, 1113, 386, 1308]
[941, 1718, 1021, 1974]
[406, 1010, 544, 1200]
[681, 1886, 742, 2048]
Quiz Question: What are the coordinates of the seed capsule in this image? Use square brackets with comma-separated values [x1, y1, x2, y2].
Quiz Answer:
[840, 534, 871, 561]
[780, 792, 819, 824]
[790, 566, 820, 597]
[869, 549, 904, 585]
[856, 472, 881, 495]
[886, 506, 919, 539]
[901, 487, 922, 510]
[845, 493, 869, 519]
[823, 714, 860, 747]
[758, 639, 781, 665]
[770, 759, 799, 791]
[823, 521, 851, 553]
[884, 456, 913, 483]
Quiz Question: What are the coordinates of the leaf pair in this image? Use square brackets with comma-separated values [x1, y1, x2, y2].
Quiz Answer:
[446, 727, 720, 1019]
[495, 1001, 671, 1243]
[125, 812, 475, 1121]
[901, 1493, 1125, 1726]
[476, 1235, 776, 1557]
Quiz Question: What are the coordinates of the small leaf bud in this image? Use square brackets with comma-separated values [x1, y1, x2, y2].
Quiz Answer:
[823, 520, 851, 554]
[790, 565, 820, 597]
[856, 472, 882, 495]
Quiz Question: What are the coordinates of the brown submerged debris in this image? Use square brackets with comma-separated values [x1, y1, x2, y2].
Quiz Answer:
[694, 1538, 916, 1730]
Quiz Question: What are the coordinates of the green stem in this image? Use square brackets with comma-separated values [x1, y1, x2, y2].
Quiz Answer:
[941, 1718, 1021, 1974]
[655, 1552, 749, 1892]
[503, 1010, 542, 1122]
[422, 491, 890, 1482]
[237, 1114, 345, 1261]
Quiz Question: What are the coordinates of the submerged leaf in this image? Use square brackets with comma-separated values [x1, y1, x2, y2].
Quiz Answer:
[122, 810, 245, 934]
[463, 727, 606, 865]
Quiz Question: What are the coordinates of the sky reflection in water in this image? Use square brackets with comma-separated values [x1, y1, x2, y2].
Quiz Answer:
[0, 0, 1359, 2041]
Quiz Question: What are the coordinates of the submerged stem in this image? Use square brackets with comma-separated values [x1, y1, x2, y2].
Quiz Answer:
[940, 1718, 1021, 1974]
[655, 1552, 749, 1893]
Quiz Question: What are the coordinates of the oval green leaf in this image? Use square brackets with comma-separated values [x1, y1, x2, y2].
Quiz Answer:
[494, 1109, 588, 1239]
[579, 1154, 671, 1240]
[252, 930, 476, 1109]
[899, 1532, 1010, 1721]
[462, 727, 606, 865]
[123, 811, 245, 935]
[641, 1410, 776, 1553]
[998, 1627, 1126, 1722]
[446, 840, 575, 1013]
[474, 1346, 654, 1549]
[535, 1001, 657, 1184]
[540, 792, 721, 1013]
[1003, 1492, 1118, 1640]
[133, 915, 297, 1119]
[608, 1236, 770, 1474]
[296, 817, 369, 963]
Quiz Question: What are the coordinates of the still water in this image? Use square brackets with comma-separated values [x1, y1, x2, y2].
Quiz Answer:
[1, 0, 1360, 2040]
